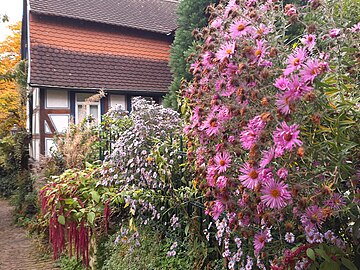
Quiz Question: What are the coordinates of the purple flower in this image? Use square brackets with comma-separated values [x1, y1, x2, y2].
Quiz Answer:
[300, 34, 316, 50]
[229, 19, 251, 39]
[329, 28, 341, 38]
[284, 47, 307, 76]
[277, 167, 288, 179]
[211, 200, 225, 220]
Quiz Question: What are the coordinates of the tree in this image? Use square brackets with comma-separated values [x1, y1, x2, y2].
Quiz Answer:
[163, 0, 218, 110]
[0, 21, 25, 138]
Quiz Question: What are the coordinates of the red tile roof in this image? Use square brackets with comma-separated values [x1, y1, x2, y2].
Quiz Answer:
[30, 44, 172, 92]
[29, 14, 173, 92]
[30, 15, 171, 61]
[29, 0, 178, 34]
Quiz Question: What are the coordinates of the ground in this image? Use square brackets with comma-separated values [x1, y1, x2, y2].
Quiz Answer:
[0, 199, 57, 270]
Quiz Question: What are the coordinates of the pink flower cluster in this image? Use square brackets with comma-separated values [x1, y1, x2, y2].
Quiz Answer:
[183, 0, 358, 268]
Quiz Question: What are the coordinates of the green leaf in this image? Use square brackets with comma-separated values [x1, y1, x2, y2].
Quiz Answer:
[58, 215, 66, 225]
[307, 248, 316, 261]
[90, 190, 100, 203]
[315, 248, 333, 263]
[185, 223, 190, 236]
[341, 258, 358, 270]
[87, 212, 95, 225]
[320, 261, 340, 270]
[64, 198, 74, 205]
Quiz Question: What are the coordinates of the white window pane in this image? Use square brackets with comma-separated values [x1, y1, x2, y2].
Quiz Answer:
[90, 105, 99, 123]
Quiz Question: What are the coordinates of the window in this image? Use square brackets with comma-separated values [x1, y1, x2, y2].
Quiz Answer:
[75, 93, 100, 124]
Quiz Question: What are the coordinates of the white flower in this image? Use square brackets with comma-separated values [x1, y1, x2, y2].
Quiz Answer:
[285, 232, 295, 243]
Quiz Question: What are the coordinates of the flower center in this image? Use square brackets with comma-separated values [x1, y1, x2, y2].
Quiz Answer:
[249, 170, 258, 179]
[259, 235, 266, 243]
[307, 36, 313, 42]
[237, 24, 245, 31]
[210, 119, 218, 127]
[219, 160, 226, 166]
[226, 49, 232, 55]
[284, 132, 293, 141]
[271, 189, 280, 198]
[310, 67, 319, 75]
[293, 57, 300, 66]
[255, 50, 262, 57]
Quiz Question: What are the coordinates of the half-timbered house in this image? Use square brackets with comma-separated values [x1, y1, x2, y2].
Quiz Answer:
[21, 0, 177, 159]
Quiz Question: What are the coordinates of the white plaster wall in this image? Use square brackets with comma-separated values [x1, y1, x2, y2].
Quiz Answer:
[49, 114, 70, 133]
[46, 89, 69, 108]
[110, 94, 126, 110]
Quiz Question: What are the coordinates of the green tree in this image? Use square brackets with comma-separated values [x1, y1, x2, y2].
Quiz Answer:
[163, 0, 218, 110]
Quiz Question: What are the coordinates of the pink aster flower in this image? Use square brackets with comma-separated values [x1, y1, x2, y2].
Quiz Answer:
[214, 151, 232, 173]
[229, 19, 251, 39]
[261, 180, 291, 209]
[300, 34, 316, 50]
[260, 147, 274, 167]
[274, 76, 290, 91]
[216, 176, 228, 189]
[201, 116, 222, 137]
[239, 163, 260, 190]
[300, 59, 323, 82]
[211, 18, 222, 29]
[325, 193, 346, 210]
[240, 115, 266, 150]
[252, 39, 268, 65]
[255, 23, 272, 37]
[277, 167, 288, 179]
[301, 205, 325, 229]
[206, 166, 217, 187]
[275, 90, 297, 115]
[284, 47, 307, 76]
[351, 22, 360, 33]
[329, 28, 341, 38]
[253, 229, 271, 255]
[273, 122, 302, 152]
[211, 200, 225, 220]
[216, 41, 235, 62]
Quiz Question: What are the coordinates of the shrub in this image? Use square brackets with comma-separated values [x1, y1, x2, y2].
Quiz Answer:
[183, 0, 359, 269]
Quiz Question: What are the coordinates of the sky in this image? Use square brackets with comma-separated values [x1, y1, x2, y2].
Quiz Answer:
[0, 0, 23, 41]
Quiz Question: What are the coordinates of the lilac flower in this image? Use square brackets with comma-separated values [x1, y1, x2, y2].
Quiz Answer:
[216, 176, 228, 189]
[274, 76, 290, 91]
[240, 115, 266, 150]
[351, 22, 360, 33]
[253, 229, 271, 255]
[211, 200, 225, 220]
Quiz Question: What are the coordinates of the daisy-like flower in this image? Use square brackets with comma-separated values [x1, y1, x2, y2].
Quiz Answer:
[300, 34, 316, 50]
[275, 90, 296, 115]
[273, 122, 302, 152]
[325, 193, 346, 210]
[300, 59, 322, 82]
[274, 76, 290, 91]
[285, 232, 295, 243]
[211, 18, 222, 29]
[260, 147, 274, 167]
[214, 151, 232, 173]
[277, 167, 288, 179]
[240, 115, 266, 150]
[261, 180, 292, 209]
[252, 39, 268, 65]
[201, 115, 222, 137]
[284, 47, 307, 76]
[301, 205, 325, 229]
[329, 28, 341, 38]
[253, 230, 270, 255]
[239, 163, 260, 190]
[216, 41, 235, 62]
[216, 176, 228, 189]
[229, 19, 251, 39]
[211, 200, 225, 220]
[351, 22, 360, 33]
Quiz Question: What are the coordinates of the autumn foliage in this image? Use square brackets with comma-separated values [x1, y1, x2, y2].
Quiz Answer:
[0, 21, 25, 137]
